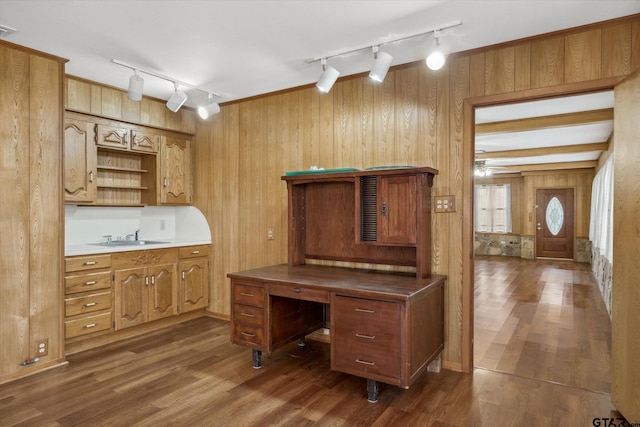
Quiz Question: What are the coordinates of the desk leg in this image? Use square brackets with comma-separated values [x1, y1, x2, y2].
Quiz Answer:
[252, 350, 262, 369]
[366, 379, 378, 403]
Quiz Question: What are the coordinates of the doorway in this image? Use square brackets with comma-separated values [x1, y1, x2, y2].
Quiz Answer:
[463, 80, 620, 372]
[535, 188, 575, 259]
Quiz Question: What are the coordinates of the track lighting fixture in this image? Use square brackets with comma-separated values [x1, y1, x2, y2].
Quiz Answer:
[308, 20, 460, 84]
[166, 83, 188, 113]
[369, 46, 393, 83]
[426, 30, 447, 71]
[127, 70, 144, 101]
[112, 59, 222, 118]
[316, 58, 340, 93]
[198, 93, 221, 119]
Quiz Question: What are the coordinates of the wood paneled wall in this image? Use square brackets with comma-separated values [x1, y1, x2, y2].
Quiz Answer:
[191, 16, 640, 370]
[66, 76, 196, 134]
[521, 170, 594, 237]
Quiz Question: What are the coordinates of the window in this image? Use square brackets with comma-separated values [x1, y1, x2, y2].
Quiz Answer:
[474, 184, 512, 233]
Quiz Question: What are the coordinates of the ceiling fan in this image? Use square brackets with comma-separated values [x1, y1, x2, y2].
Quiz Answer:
[474, 160, 508, 176]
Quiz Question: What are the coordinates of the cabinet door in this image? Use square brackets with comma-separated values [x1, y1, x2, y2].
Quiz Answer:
[179, 258, 208, 312]
[114, 267, 147, 329]
[160, 136, 191, 204]
[378, 175, 417, 245]
[148, 263, 177, 321]
[64, 118, 97, 203]
[95, 123, 129, 150]
[131, 129, 160, 154]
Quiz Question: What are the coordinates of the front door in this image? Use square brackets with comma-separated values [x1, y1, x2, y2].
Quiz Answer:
[535, 188, 574, 259]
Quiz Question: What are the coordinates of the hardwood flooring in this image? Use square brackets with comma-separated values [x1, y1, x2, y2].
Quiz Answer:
[474, 256, 612, 394]
[0, 257, 621, 426]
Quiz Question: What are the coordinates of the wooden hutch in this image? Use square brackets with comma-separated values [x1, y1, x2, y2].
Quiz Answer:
[228, 167, 445, 402]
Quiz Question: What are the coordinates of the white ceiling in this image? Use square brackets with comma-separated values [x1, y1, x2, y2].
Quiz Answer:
[475, 91, 614, 174]
[1, 0, 638, 107]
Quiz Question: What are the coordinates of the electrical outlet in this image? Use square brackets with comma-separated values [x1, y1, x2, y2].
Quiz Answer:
[159, 219, 166, 231]
[267, 228, 274, 240]
[434, 195, 457, 213]
[36, 338, 48, 357]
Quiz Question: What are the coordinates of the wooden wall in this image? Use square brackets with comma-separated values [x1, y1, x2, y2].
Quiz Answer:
[66, 76, 196, 134]
[191, 16, 640, 370]
[521, 170, 594, 237]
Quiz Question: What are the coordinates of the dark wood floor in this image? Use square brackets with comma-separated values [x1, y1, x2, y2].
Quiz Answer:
[1, 257, 621, 426]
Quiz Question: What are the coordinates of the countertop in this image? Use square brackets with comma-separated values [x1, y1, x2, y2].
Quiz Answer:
[65, 238, 212, 257]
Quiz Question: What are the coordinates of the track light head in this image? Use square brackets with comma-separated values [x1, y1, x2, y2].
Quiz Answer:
[127, 70, 144, 101]
[426, 30, 447, 71]
[166, 83, 188, 112]
[316, 58, 340, 93]
[369, 46, 393, 83]
[198, 93, 221, 119]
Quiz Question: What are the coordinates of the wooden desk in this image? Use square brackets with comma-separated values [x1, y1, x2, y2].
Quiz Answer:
[228, 264, 445, 402]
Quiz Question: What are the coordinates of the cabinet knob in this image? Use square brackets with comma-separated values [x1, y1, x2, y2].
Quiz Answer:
[163, 177, 168, 187]
[83, 323, 97, 329]
[381, 202, 387, 216]
[83, 302, 97, 308]
[88, 170, 94, 183]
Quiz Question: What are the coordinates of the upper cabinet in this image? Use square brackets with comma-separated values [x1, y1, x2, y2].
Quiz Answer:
[64, 112, 192, 206]
[64, 118, 97, 204]
[160, 136, 192, 205]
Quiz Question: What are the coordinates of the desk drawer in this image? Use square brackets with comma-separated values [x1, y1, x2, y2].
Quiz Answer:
[233, 304, 264, 327]
[232, 322, 264, 347]
[268, 283, 329, 303]
[65, 312, 112, 339]
[65, 291, 112, 317]
[65, 271, 112, 294]
[331, 295, 401, 380]
[233, 282, 265, 307]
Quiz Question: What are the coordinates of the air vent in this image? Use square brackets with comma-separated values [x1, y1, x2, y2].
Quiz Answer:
[0, 25, 17, 38]
[360, 176, 377, 242]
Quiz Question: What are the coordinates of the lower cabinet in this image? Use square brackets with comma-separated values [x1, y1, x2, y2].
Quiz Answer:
[64, 244, 210, 352]
[178, 245, 210, 313]
[114, 262, 178, 329]
[64, 254, 114, 340]
[113, 249, 178, 330]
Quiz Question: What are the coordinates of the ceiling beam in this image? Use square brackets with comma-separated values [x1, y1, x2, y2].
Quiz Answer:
[494, 160, 598, 172]
[476, 142, 609, 159]
[475, 108, 613, 134]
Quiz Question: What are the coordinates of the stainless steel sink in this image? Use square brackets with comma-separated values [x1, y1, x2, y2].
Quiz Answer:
[90, 240, 168, 247]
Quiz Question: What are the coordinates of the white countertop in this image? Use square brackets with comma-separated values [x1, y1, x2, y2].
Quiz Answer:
[65, 238, 212, 257]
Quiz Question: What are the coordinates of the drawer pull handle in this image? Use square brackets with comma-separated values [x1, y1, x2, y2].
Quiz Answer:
[355, 359, 375, 366]
[83, 281, 97, 286]
[241, 332, 256, 338]
[84, 323, 97, 329]
[293, 287, 301, 293]
[83, 261, 97, 266]
[240, 292, 254, 297]
[355, 308, 375, 314]
[83, 302, 97, 308]
[192, 250, 200, 254]
[355, 333, 376, 340]
[240, 312, 255, 318]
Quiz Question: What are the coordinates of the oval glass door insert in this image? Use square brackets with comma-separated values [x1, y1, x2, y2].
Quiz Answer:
[546, 197, 564, 235]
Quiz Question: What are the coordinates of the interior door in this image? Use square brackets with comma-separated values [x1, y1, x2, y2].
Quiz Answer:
[612, 70, 640, 423]
[535, 188, 574, 259]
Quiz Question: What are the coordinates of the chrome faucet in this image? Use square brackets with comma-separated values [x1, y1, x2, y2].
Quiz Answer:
[135, 229, 140, 240]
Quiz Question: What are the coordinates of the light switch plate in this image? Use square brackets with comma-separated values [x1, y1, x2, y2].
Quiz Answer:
[434, 195, 457, 213]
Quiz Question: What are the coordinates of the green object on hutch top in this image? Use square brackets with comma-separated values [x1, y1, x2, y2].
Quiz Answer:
[285, 166, 415, 176]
